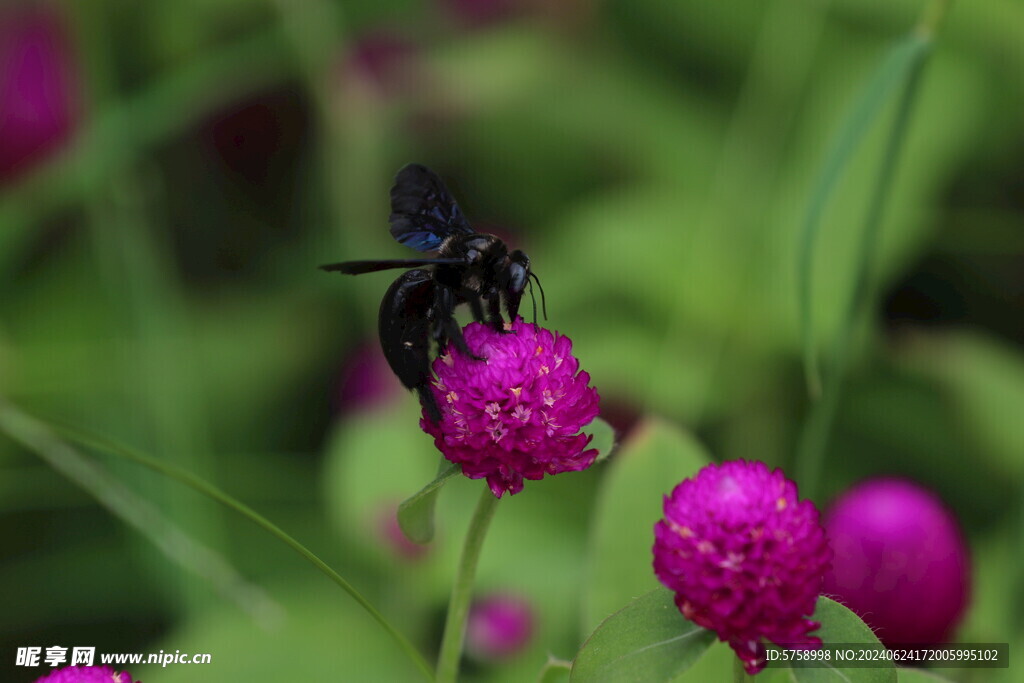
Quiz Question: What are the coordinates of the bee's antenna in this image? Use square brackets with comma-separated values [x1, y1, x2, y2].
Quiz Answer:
[529, 272, 548, 320]
[527, 277, 539, 326]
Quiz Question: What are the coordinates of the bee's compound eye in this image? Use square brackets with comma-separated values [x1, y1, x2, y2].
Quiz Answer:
[507, 250, 530, 294]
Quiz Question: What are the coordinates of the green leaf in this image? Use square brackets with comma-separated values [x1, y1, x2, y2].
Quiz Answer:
[571, 588, 715, 683]
[587, 417, 618, 463]
[673, 641, 741, 683]
[756, 667, 799, 683]
[897, 669, 956, 682]
[785, 596, 896, 683]
[151, 584, 426, 683]
[397, 460, 460, 544]
[582, 418, 711, 636]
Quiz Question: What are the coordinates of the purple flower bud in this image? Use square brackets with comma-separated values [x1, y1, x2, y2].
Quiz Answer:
[34, 666, 135, 683]
[823, 478, 970, 646]
[420, 318, 601, 497]
[466, 595, 534, 660]
[653, 460, 832, 675]
[0, 5, 80, 183]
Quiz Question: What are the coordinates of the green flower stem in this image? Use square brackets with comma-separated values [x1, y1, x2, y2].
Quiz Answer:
[436, 487, 501, 683]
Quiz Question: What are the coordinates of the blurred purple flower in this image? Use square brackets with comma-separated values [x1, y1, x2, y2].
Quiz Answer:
[653, 460, 832, 675]
[34, 666, 135, 683]
[332, 29, 427, 110]
[466, 594, 534, 660]
[0, 5, 80, 183]
[347, 30, 418, 91]
[420, 318, 600, 497]
[823, 478, 970, 646]
[334, 341, 400, 415]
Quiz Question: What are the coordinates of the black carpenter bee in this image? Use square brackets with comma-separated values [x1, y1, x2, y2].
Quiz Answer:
[320, 164, 546, 423]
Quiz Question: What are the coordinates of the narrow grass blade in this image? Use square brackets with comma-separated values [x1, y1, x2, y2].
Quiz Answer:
[0, 404, 434, 682]
[797, 25, 935, 498]
[0, 399, 282, 628]
[796, 34, 931, 400]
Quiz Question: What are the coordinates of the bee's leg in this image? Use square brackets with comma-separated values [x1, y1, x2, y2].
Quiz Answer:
[469, 296, 486, 324]
[487, 293, 510, 333]
[435, 286, 485, 361]
[416, 384, 442, 424]
[443, 316, 485, 361]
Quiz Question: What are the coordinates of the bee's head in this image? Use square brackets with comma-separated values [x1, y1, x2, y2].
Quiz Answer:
[504, 249, 531, 322]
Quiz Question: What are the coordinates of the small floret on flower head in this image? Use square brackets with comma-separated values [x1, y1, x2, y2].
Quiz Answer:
[652, 460, 832, 675]
[34, 666, 135, 683]
[420, 318, 600, 497]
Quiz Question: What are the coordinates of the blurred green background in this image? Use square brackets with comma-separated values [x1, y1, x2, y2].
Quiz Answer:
[1, 0, 1022, 681]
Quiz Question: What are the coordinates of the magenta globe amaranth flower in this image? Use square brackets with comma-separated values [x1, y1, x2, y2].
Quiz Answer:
[823, 478, 970, 646]
[466, 594, 535, 660]
[420, 318, 600, 497]
[34, 666, 135, 683]
[653, 460, 832, 675]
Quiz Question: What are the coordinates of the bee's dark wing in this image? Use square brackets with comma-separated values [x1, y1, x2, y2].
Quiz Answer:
[320, 258, 464, 275]
[389, 163, 474, 252]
